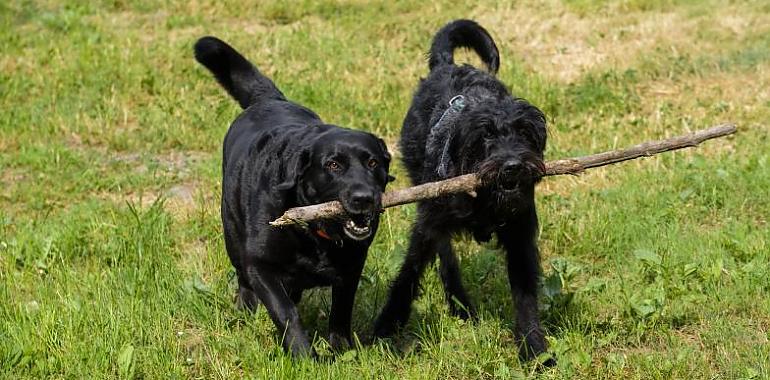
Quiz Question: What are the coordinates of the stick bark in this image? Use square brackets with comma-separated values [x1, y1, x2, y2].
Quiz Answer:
[270, 123, 736, 227]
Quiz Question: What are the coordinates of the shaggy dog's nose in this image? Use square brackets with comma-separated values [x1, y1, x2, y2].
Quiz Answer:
[501, 159, 522, 175]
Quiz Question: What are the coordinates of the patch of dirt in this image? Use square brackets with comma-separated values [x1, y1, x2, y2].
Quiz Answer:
[1, 168, 27, 186]
[96, 149, 215, 219]
[101, 178, 210, 220]
[0, 167, 29, 205]
[164, 180, 214, 219]
[109, 150, 209, 176]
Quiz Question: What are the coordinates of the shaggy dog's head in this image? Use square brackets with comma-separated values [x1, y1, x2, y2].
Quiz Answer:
[433, 93, 546, 211]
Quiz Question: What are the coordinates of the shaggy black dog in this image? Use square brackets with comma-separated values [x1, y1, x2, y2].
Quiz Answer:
[373, 20, 553, 364]
[194, 36, 393, 357]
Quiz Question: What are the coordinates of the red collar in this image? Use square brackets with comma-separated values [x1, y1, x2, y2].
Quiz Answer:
[314, 229, 333, 240]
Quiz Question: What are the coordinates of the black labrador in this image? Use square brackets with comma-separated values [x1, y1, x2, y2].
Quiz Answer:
[194, 36, 393, 357]
[373, 20, 554, 365]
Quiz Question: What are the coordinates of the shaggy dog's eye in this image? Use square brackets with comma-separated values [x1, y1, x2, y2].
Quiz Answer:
[520, 129, 538, 146]
[367, 159, 378, 169]
[326, 160, 341, 171]
[480, 122, 495, 140]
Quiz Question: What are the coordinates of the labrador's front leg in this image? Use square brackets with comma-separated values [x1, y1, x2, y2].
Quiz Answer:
[328, 250, 366, 352]
[245, 265, 314, 357]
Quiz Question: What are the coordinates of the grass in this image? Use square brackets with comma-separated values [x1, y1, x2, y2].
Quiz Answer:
[1, 0, 768, 378]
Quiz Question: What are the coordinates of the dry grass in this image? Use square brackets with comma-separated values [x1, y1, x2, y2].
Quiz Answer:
[475, 2, 767, 82]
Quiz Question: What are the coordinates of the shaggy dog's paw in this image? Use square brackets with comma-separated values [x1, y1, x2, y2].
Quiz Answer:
[328, 332, 352, 352]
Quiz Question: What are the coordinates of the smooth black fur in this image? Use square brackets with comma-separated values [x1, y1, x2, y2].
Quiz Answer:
[194, 36, 393, 357]
[373, 20, 553, 365]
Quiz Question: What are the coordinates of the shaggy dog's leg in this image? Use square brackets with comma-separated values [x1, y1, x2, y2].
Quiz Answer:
[497, 205, 552, 364]
[437, 237, 476, 320]
[374, 224, 437, 337]
[289, 289, 303, 304]
[328, 252, 366, 351]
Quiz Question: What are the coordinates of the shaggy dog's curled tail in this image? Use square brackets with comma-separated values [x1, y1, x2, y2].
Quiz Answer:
[194, 36, 285, 109]
[428, 19, 500, 75]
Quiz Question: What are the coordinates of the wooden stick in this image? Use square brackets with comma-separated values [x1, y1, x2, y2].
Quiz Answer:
[270, 123, 736, 227]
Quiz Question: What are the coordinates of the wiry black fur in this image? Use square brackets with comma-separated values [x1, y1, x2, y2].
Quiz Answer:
[373, 20, 554, 365]
[195, 36, 393, 357]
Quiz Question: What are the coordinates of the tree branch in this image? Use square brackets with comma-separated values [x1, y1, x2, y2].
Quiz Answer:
[270, 123, 736, 227]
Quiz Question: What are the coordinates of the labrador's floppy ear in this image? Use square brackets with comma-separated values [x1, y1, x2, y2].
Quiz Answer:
[376, 137, 392, 162]
[376, 137, 396, 183]
[276, 148, 311, 191]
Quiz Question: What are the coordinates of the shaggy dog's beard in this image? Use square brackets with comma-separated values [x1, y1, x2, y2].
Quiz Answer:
[471, 152, 545, 212]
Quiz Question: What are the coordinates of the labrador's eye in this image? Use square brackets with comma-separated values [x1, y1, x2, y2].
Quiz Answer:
[367, 159, 378, 169]
[326, 160, 341, 171]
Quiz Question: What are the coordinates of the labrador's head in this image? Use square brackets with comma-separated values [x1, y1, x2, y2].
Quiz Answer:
[278, 127, 394, 241]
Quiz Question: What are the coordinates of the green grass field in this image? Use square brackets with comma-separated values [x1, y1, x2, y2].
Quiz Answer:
[1, 0, 768, 378]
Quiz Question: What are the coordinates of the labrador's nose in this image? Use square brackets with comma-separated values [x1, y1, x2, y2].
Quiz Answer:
[349, 190, 375, 211]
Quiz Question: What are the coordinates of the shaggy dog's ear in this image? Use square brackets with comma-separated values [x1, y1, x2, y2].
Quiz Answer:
[276, 149, 311, 191]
